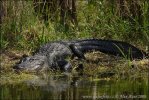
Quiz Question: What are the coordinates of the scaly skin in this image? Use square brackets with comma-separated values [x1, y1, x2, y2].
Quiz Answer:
[14, 39, 148, 72]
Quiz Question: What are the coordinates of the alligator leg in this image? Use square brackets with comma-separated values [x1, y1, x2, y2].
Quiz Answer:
[69, 44, 86, 59]
[57, 59, 72, 72]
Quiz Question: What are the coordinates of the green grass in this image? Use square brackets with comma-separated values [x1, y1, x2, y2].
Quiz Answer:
[1, 0, 148, 51]
[0, 1, 148, 80]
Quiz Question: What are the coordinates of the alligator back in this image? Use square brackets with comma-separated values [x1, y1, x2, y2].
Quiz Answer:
[35, 42, 72, 56]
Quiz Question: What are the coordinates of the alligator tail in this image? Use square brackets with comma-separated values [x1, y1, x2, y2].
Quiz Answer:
[73, 39, 148, 59]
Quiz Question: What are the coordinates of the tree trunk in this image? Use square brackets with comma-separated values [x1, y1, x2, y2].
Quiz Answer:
[0, 0, 6, 24]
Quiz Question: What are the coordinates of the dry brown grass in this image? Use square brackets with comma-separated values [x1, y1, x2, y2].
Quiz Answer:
[0, 49, 148, 85]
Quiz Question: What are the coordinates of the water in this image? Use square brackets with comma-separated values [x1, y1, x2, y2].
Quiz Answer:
[0, 74, 148, 100]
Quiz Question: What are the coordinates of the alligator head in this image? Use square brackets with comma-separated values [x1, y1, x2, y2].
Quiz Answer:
[13, 55, 49, 72]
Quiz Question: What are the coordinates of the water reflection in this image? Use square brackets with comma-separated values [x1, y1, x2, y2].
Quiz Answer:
[0, 73, 148, 100]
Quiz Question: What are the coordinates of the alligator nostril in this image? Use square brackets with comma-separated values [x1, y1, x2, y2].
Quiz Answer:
[13, 65, 18, 69]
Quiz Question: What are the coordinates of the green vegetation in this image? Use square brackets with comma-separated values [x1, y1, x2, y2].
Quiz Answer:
[0, 0, 148, 80]
[1, 0, 149, 51]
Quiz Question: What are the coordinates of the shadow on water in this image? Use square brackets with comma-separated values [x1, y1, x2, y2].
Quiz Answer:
[0, 73, 148, 100]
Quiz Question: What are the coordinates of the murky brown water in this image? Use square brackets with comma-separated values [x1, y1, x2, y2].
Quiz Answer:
[0, 74, 148, 100]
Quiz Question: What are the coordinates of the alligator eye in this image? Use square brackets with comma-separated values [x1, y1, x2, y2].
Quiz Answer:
[29, 59, 34, 62]
[21, 58, 27, 62]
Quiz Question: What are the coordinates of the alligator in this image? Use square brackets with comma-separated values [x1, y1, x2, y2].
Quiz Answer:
[13, 39, 148, 72]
